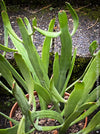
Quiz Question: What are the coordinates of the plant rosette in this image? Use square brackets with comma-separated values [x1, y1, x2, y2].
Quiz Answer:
[9, 91, 87, 134]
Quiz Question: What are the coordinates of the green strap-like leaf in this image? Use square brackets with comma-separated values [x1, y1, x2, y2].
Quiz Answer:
[57, 10, 72, 93]
[1, 11, 22, 43]
[34, 82, 51, 104]
[33, 26, 61, 37]
[14, 53, 34, 104]
[82, 111, 100, 134]
[42, 18, 55, 74]
[0, 81, 12, 94]
[0, 54, 14, 87]
[0, 0, 7, 11]
[0, 112, 18, 125]
[64, 82, 84, 117]
[17, 17, 49, 89]
[32, 17, 37, 33]
[12, 82, 30, 115]
[89, 40, 98, 56]
[3, 26, 8, 56]
[31, 110, 64, 124]
[29, 110, 64, 131]
[50, 77, 66, 103]
[66, 2, 79, 36]
[85, 85, 100, 102]
[72, 101, 100, 126]
[0, 54, 27, 91]
[17, 116, 25, 134]
[81, 50, 100, 103]
[0, 125, 18, 134]
[61, 48, 77, 96]
[24, 17, 33, 42]
[53, 52, 60, 89]
[0, 44, 17, 52]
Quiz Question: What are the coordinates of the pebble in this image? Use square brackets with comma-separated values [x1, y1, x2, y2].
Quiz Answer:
[0, 6, 100, 59]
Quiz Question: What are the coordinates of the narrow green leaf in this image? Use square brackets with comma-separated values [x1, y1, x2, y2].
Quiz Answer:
[17, 17, 49, 89]
[31, 110, 64, 124]
[53, 52, 60, 89]
[42, 18, 55, 74]
[85, 85, 100, 102]
[89, 40, 98, 56]
[66, 2, 79, 36]
[0, 44, 17, 52]
[34, 26, 61, 37]
[12, 82, 30, 115]
[72, 101, 100, 126]
[34, 123, 62, 131]
[8, 33, 39, 83]
[64, 82, 84, 117]
[14, 53, 34, 104]
[0, 0, 7, 11]
[17, 116, 25, 134]
[82, 111, 100, 134]
[81, 51, 100, 102]
[50, 77, 66, 103]
[61, 48, 77, 96]
[0, 125, 18, 134]
[57, 10, 72, 93]
[30, 110, 64, 131]
[0, 81, 12, 94]
[1, 11, 23, 43]
[0, 112, 18, 125]
[32, 17, 37, 33]
[34, 82, 51, 104]
[0, 54, 14, 87]
[60, 102, 97, 134]
[3, 26, 8, 56]
[24, 17, 33, 42]
[0, 54, 27, 91]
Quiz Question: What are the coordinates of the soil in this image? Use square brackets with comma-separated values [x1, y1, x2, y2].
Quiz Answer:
[11, 93, 85, 134]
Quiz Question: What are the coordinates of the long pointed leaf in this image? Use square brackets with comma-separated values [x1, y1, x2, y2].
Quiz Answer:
[42, 18, 55, 74]
[53, 52, 60, 88]
[0, 54, 27, 91]
[34, 82, 51, 104]
[0, 125, 18, 134]
[0, 54, 14, 87]
[61, 48, 77, 96]
[17, 17, 49, 89]
[1, 11, 22, 43]
[66, 2, 79, 36]
[64, 82, 84, 117]
[17, 116, 25, 134]
[0, 44, 17, 52]
[82, 111, 100, 134]
[14, 53, 34, 104]
[57, 10, 72, 93]
[34, 26, 61, 37]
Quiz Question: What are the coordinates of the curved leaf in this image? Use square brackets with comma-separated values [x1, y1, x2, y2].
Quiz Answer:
[66, 2, 79, 36]
[34, 26, 61, 37]
[0, 44, 17, 52]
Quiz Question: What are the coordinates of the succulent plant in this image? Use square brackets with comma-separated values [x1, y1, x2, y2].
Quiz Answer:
[0, 0, 100, 134]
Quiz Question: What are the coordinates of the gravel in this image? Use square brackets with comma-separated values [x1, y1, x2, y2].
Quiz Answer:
[0, 5, 100, 59]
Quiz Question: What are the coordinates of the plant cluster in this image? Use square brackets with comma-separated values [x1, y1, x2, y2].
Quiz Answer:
[0, 0, 100, 134]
